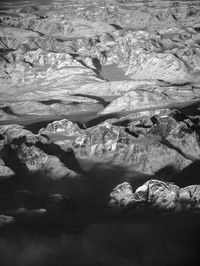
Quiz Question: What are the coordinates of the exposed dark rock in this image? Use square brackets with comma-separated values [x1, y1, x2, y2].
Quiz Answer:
[0, 163, 14, 179]
[39, 118, 83, 137]
[100, 87, 200, 114]
[17, 143, 79, 178]
[0, 214, 14, 227]
[0, 124, 81, 179]
[108, 179, 200, 212]
[42, 113, 198, 176]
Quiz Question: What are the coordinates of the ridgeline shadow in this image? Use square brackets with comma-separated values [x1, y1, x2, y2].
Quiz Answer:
[72, 93, 110, 107]
[170, 160, 200, 187]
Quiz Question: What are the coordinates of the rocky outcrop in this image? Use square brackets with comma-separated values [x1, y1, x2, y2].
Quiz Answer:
[0, 124, 81, 179]
[0, 0, 200, 228]
[73, 80, 163, 97]
[71, 120, 191, 175]
[39, 119, 83, 136]
[17, 143, 78, 179]
[100, 85, 200, 114]
[0, 124, 42, 144]
[108, 180, 200, 212]
[0, 0, 200, 121]
[0, 158, 14, 178]
[42, 111, 199, 176]
[0, 214, 14, 227]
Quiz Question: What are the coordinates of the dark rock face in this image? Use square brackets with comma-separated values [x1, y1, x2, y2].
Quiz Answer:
[0, 124, 80, 179]
[17, 143, 78, 178]
[108, 179, 200, 212]
[39, 119, 83, 136]
[40, 112, 199, 176]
